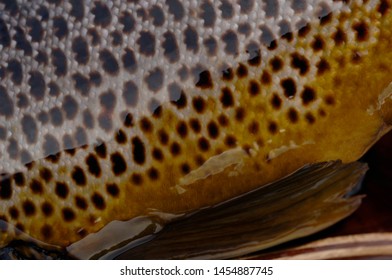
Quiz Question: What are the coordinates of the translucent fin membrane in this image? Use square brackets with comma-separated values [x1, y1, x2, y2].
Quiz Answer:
[116, 161, 367, 259]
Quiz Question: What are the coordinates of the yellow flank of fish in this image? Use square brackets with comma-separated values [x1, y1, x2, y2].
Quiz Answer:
[0, 0, 391, 251]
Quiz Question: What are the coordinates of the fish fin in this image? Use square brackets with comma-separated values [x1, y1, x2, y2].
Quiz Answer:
[116, 161, 367, 259]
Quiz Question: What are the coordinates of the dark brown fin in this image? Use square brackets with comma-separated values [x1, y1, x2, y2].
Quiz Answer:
[116, 161, 367, 259]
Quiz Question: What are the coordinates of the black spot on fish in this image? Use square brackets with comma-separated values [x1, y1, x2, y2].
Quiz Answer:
[21, 115, 38, 145]
[263, 0, 279, 17]
[203, 36, 218, 56]
[220, 0, 234, 19]
[62, 95, 78, 120]
[0, 176, 12, 200]
[145, 67, 164, 92]
[7, 59, 23, 85]
[106, 183, 119, 197]
[62, 208, 75, 222]
[51, 48, 67, 77]
[98, 113, 113, 132]
[184, 26, 199, 53]
[281, 78, 296, 98]
[99, 49, 119, 75]
[0, 85, 14, 117]
[72, 36, 89, 65]
[83, 109, 94, 129]
[162, 31, 180, 63]
[100, 90, 116, 112]
[220, 87, 234, 107]
[120, 11, 135, 33]
[43, 134, 60, 157]
[30, 179, 43, 194]
[132, 137, 146, 165]
[123, 80, 139, 107]
[53, 16, 68, 39]
[196, 70, 213, 89]
[7, 138, 18, 159]
[222, 30, 239, 55]
[75, 196, 88, 210]
[26, 17, 44, 42]
[94, 143, 107, 158]
[37, 5, 49, 21]
[70, 0, 85, 21]
[23, 200, 36, 216]
[92, 2, 112, 27]
[72, 72, 91, 96]
[122, 48, 137, 73]
[28, 71, 46, 100]
[111, 152, 127, 175]
[86, 154, 101, 177]
[49, 107, 63, 127]
[14, 27, 32, 55]
[166, 0, 185, 21]
[238, 0, 254, 13]
[91, 192, 105, 210]
[200, 0, 216, 27]
[137, 31, 156, 56]
[41, 202, 53, 217]
[149, 5, 165, 26]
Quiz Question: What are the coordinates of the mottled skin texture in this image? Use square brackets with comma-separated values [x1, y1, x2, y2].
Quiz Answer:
[0, 0, 392, 251]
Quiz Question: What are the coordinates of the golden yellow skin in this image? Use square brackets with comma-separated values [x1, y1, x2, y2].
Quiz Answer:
[1, 1, 392, 250]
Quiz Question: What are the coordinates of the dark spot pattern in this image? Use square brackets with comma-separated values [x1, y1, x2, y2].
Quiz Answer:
[123, 80, 138, 107]
[281, 78, 296, 98]
[86, 154, 101, 177]
[220, 0, 234, 19]
[0, 86, 14, 117]
[145, 67, 164, 92]
[166, 0, 185, 21]
[62, 208, 75, 222]
[21, 114, 38, 144]
[120, 11, 135, 33]
[41, 202, 53, 217]
[137, 31, 156, 56]
[189, 119, 201, 133]
[291, 53, 310, 75]
[23, 200, 36, 216]
[55, 182, 69, 199]
[0, 176, 12, 200]
[70, 0, 85, 20]
[263, 0, 279, 17]
[53, 16, 68, 39]
[111, 152, 127, 175]
[28, 71, 46, 100]
[99, 49, 119, 75]
[132, 137, 146, 165]
[72, 72, 90, 96]
[122, 48, 137, 73]
[62, 95, 78, 120]
[14, 27, 32, 55]
[150, 5, 165, 26]
[131, 173, 143, 185]
[0, 19, 11, 47]
[51, 48, 67, 76]
[162, 31, 180, 63]
[91, 192, 105, 210]
[72, 36, 89, 65]
[92, 2, 112, 27]
[220, 87, 234, 107]
[106, 183, 119, 197]
[49, 107, 64, 127]
[7, 59, 23, 85]
[301, 87, 316, 105]
[222, 30, 239, 55]
[184, 26, 199, 53]
[39, 168, 52, 183]
[200, 0, 216, 27]
[203, 36, 218, 56]
[196, 70, 213, 89]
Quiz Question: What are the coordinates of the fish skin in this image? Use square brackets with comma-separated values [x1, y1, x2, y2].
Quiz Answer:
[0, 0, 391, 250]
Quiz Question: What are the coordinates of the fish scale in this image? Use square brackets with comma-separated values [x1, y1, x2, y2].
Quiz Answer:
[0, 0, 391, 254]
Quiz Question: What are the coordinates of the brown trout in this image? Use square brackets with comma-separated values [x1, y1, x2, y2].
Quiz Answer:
[0, 0, 391, 258]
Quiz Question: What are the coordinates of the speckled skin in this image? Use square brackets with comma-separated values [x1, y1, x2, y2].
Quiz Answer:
[0, 0, 391, 250]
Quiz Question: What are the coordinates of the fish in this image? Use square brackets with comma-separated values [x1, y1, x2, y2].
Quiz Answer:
[0, 0, 392, 259]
